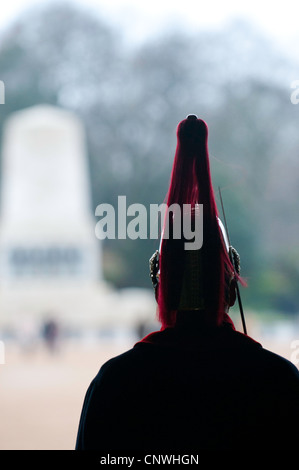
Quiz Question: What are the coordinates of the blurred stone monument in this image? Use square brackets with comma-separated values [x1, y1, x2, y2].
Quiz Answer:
[0, 104, 155, 335]
[0, 104, 102, 329]
[0, 104, 100, 282]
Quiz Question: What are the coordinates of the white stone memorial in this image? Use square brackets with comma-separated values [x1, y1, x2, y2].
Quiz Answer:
[0, 104, 100, 283]
[0, 104, 156, 333]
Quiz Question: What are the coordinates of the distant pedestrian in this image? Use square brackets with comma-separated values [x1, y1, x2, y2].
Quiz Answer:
[42, 318, 59, 353]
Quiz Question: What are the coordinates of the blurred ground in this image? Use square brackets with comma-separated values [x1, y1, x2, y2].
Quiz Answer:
[0, 323, 298, 450]
[0, 334, 135, 450]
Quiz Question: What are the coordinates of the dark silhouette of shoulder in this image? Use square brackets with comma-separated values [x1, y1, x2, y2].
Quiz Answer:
[76, 327, 299, 450]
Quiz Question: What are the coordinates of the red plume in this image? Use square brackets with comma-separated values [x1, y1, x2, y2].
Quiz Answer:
[157, 116, 234, 328]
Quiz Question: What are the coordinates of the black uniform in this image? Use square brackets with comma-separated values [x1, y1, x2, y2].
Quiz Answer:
[76, 318, 299, 451]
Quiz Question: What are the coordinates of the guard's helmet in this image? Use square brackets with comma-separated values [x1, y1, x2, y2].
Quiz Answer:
[149, 116, 243, 329]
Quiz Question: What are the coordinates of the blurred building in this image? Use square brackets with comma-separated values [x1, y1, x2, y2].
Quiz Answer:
[0, 104, 156, 334]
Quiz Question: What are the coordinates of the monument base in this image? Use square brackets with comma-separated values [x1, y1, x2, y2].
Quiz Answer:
[0, 281, 156, 335]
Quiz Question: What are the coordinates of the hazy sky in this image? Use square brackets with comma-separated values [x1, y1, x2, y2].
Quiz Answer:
[0, 0, 298, 53]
